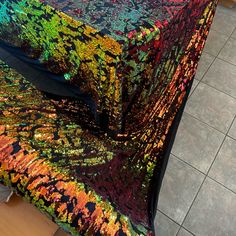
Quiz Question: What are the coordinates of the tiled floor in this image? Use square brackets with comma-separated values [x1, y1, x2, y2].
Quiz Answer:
[0, 4, 236, 236]
[156, 5, 236, 236]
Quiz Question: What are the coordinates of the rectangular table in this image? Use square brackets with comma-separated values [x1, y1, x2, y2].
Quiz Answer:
[0, 0, 218, 134]
[0, 1, 218, 235]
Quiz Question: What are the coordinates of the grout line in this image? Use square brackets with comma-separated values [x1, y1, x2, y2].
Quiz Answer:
[173, 137, 227, 234]
[216, 55, 236, 67]
[178, 85, 236, 233]
[202, 50, 218, 58]
[171, 153, 206, 176]
[178, 226, 195, 236]
[177, 116, 235, 232]
[181, 128, 226, 211]
[190, 28, 236, 98]
[183, 111, 227, 136]
[171, 131, 236, 181]
[156, 209, 181, 227]
[178, 144, 224, 232]
[198, 24, 236, 85]
[197, 54, 219, 84]
[157, 156, 206, 235]
[199, 79, 236, 100]
[176, 175, 207, 234]
[206, 136, 228, 178]
[207, 176, 236, 196]
[206, 114, 236, 177]
[211, 14, 236, 39]
[197, 56, 216, 82]
[227, 115, 236, 141]
[228, 134, 236, 142]
[188, 79, 200, 99]
[215, 24, 236, 57]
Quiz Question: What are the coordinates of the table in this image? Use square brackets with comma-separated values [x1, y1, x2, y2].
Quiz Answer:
[0, 1, 218, 235]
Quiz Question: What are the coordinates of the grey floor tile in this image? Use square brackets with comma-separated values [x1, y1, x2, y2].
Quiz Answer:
[211, 9, 236, 36]
[218, 37, 236, 65]
[177, 228, 194, 236]
[203, 29, 228, 56]
[189, 79, 199, 97]
[185, 82, 236, 133]
[217, 5, 236, 17]
[172, 113, 224, 174]
[195, 52, 215, 81]
[228, 117, 236, 140]
[155, 211, 180, 236]
[232, 28, 236, 39]
[158, 155, 204, 225]
[209, 137, 236, 193]
[183, 177, 236, 236]
[202, 58, 236, 99]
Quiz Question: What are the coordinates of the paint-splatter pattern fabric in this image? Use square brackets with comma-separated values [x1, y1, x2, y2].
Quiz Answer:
[0, 0, 218, 235]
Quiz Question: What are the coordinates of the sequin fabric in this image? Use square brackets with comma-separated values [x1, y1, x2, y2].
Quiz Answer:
[0, 0, 218, 132]
[0, 0, 218, 235]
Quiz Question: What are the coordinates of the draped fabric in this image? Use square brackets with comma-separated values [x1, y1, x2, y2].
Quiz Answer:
[0, 1, 218, 235]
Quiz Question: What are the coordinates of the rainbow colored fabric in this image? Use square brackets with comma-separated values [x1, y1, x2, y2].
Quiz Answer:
[0, 0, 218, 235]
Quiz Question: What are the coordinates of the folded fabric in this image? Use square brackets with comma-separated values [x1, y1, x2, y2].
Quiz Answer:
[0, 0, 218, 134]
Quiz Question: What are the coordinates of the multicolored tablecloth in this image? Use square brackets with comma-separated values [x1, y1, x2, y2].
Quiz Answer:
[0, 0, 218, 235]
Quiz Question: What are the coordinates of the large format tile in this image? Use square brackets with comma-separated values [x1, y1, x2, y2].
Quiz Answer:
[229, 117, 236, 140]
[211, 11, 236, 36]
[203, 29, 228, 56]
[211, 9, 236, 36]
[218, 37, 236, 65]
[155, 211, 180, 236]
[209, 137, 236, 192]
[158, 155, 204, 225]
[195, 52, 215, 81]
[185, 82, 236, 133]
[172, 113, 224, 174]
[202, 58, 236, 98]
[183, 178, 236, 236]
[177, 228, 194, 236]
